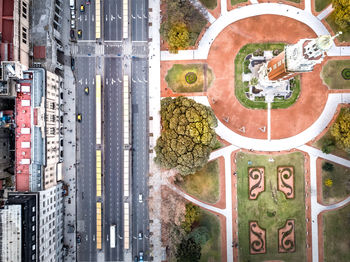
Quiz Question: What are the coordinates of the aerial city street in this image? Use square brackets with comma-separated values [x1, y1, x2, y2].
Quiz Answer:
[0, 0, 350, 261]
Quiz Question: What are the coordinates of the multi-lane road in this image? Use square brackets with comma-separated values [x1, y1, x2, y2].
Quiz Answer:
[73, 0, 149, 261]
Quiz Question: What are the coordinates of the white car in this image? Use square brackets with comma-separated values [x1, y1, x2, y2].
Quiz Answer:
[71, 9, 76, 19]
[138, 194, 143, 203]
[70, 19, 76, 29]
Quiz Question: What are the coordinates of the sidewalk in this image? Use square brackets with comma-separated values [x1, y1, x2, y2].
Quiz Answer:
[60, 0, 78, 261]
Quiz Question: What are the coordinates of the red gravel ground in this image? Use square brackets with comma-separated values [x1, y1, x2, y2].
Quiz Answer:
[205, 15, 329, 139]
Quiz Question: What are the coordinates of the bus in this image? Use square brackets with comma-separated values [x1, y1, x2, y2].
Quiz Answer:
[110, 225, 116, 248]
[96, 75, 101, 145]
[96, 202, 102, 250]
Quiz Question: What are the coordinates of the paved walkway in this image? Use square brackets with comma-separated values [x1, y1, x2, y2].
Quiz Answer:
[189, 0, 216, 24]
[317, 4, 333, 20]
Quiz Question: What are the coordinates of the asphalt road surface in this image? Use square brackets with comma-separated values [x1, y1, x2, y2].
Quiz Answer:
[76, 1, 95, 41]
[103, 57, 124, 261]
[131, 0, 148, 42]
[131, 57, 150, 260]
[104, 0, 123, 41]
[76, 56, 97, 262]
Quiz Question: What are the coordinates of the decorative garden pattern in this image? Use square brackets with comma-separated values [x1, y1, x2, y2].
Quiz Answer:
[341, 68, 350, 80]
[248, 167, 265, 200]
[277, 166, 294, 199]
[278, 219, 296, 253]
[249, 221, 266, 254]
[185, 72, 198, 84]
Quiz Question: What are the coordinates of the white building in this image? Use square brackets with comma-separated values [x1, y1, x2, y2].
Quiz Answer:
[0, 205, 22, 262]
[38, 182, 64, 262]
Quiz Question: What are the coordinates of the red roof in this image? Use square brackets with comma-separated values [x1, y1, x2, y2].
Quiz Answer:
[15, 84, 31, 192]
[33, 46, 46, 59]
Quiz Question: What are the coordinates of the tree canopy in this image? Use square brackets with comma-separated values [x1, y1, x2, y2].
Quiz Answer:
[182, 203, 200, 233]
[154, 97, 218, 175]
[168, 23, 190, 53]
[331, 108, 350, 152]
[332, 0, 350, 30]
[176, 237, 201, 262]
[160, 0, 207, 53]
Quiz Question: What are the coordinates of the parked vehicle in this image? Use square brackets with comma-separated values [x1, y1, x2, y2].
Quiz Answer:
[138, 232, 143, 240]
[139, 252, 144, 262]
[138, 194, 143, 203]
[77, 114, 82, 122]
[80, 4, 85, 12]
[71, 57, 75, 71]
[70, 29, 75, 39]
[77, 30, 82, 38]
[70, 19, 75, 29]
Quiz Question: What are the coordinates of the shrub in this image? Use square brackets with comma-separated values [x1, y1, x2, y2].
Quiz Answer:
[182, 203, 200, 233]
[331, 108, 350, 152]
[322, 162, 334, 172]
[325, 178, 333, 187]
[322, 137, 336, 154]
[244, 59, 251, 74]
[185, 72, 198, 84]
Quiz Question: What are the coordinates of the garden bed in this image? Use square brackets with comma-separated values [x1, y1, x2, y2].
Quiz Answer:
[322, 60, 350, 89]
[165, 64, 214, 93]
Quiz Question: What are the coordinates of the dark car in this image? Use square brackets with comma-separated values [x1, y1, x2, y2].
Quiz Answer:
[76, 235, 81, 244]
[70, 29, 75, 39]
[71, 57, 75, 71]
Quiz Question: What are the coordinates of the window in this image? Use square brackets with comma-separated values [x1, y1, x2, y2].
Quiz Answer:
[273, 64, 277, 69]
[22, 1, 28, 19]
[32, 244, 36, 251]
[22, 27, 28, 44]
[32, 225, 35, 231]
[32, 207, 35, 212]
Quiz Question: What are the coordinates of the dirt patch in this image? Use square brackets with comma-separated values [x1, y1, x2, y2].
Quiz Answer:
[277, 166, 294, 199]
[248, 167, 265, 200]
[278, 219, 296, 253]
[249, 221, 266, 254]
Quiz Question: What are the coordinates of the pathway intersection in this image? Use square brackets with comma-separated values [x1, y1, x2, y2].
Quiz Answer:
[148, 0, 350, 261]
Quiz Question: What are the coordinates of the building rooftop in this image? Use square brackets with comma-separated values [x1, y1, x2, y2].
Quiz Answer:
[0, 0, 15, 61]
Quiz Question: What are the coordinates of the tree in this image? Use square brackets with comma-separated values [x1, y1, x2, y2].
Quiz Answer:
[188, 226, 209, 245]
[332, 0, 350, 30]
[321, 137, 336, 154]
[168, 23, 190, 53]
[322, 162, 334, 172]
[182, 203, 200, 233]
[176, 238, 201, 262]
[330, 108, 350, 152]
[155, 97, 218, 175]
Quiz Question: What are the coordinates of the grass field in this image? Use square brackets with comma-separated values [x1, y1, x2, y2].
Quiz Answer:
[235, 43, 302, 110]
[165, 64, 214, 93]
[199, 0, 217, 9]
[321, 60, 350, 89]
[198, 209, 222, 262]
[236, 152, 306, 262]
[323, 204, 350, 262]
[313, 108, 350, 160]
[176, 160, 220, 203]
[322, 160, 350, 204]
[231, 0, 247, 5]
[315, 0, 332, 12]
[326, 14, 350, 43]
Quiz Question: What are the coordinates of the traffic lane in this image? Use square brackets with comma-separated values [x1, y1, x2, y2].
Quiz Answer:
[104, 0, 122, 41]
[131, 58, 149, 258]
[131, 0, 148, 41]
[103, 57, 124, 261]
[76, 0, 95, 40]
[76, 57, 97, 261]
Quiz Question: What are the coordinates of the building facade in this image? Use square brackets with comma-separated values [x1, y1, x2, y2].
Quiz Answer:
[38, 183, 64, 262]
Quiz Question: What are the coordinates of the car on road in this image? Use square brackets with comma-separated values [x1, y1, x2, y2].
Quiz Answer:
[84, 86, 89, 95]
[70, 29, 75, 39]
[139, 252, 144, 262]
[77, 30, 82, 38]
[138, 232, 143, 240]
[71, 57, 75, 71]
[77, 114, 82, 122]
[80, 4, 85, 12]
[138, 194, 143, 203]
[70, 9, 76, 19]
[76, 235, 81, 244]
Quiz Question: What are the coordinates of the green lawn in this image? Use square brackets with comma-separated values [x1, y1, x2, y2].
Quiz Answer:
[322, 160, 350, 204]
[235, 43, 301, 110]
[231, 0, 247, 5]
[326, 13, 350, 43]
[165, 64, 214, 93]
[176, 160, 220, 203]
[198, 209, 221, 262]
[313, 108, 350, 160]
[323, 204, 350, 262]
[236, 152, 306, 262]
[315, 0, 332, 12]
[199, 0, 217, 10]
[321, 60, 350, 89]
